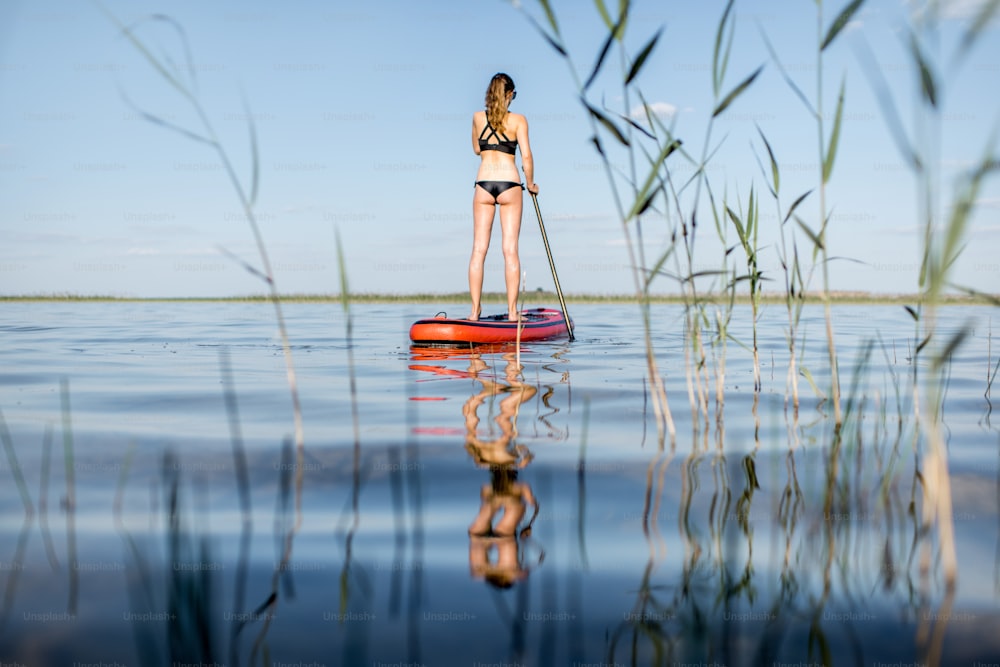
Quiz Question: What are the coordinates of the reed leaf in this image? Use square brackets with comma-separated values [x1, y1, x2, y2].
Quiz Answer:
[784, 190, 812, 224]
[794, 215, 824, 252]
[760, 27, 817, 118]
[821, 0, 865, 52]
[918, 240, 931, 289]
[117, 87, 214, 146]
[904, 305, 919, 321]
[644, 245, 676, 291]
[947, 284, 1000, 307]
[625, 138, 681, 220]
[907, 31, 938, 108]
[626, 28, 662, 85]
[932, 327, 970, 371]
[916, 334, 932, 356]
[752, 148, 776, 200]
[822, 77, 846, 183]
[757, 125, 780, 195]
[584, 26, 617, 90]
[792, 241, 805, 297]
[620, 111, 657, 140]
[103, 10, 194, 102]
[590, 135, 606, 157]
[243, 92, 260, 208]
[524, 11, 567, 57]
[216, 246, 268, 284]
[800, 366, 826, 399]
[939, 155, 997, 289]
[594, 0, 614, 31]
[712, 65, 764, 118]
[633, 185, 662, 219]
[855, 38, 922, 171]
[712, 0, 735, 98]
[584, 99, 630, 146]
[726, 206, 748, 250]
[537, 0, 561, 36]
[958, 0, 1000, 58]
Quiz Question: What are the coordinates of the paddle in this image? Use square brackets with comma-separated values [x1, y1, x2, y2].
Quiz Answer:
[529, 192, 574, 341]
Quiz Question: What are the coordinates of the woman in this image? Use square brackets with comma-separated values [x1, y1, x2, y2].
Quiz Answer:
[469, 72, 538, 321]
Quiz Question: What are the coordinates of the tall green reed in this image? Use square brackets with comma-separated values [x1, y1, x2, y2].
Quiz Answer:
[760, 0, 866, 426]
[519, 0, 678, 445]
[725, 186, 763, 393]
[855, 0, 1000, 592]
[3, 386, 82, 622]
[751, 124, 812, 412]
[100, 9, 314, 662]
[519, 0, 777, 445]
[60, 378, 79, 614]
[99, 7, 304, 456]
[518, 2, 995, 663]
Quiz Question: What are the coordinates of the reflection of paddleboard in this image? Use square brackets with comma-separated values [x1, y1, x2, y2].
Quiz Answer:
[409, 308, 572, 346]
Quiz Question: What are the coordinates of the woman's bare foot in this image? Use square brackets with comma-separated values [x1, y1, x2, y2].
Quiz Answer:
[468, 307, 481, 321]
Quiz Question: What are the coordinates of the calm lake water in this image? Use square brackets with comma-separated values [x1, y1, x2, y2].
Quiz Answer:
[1, 300, 998, 666]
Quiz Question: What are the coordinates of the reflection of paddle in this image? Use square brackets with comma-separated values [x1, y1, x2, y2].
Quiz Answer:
[530, 192, 574, 341]
[519, 501, 539, 539]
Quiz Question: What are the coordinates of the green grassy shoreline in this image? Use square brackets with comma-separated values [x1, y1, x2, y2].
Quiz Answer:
[2, 291, 997, 305]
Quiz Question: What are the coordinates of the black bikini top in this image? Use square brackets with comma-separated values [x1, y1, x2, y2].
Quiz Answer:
[478, 118, 517, 155]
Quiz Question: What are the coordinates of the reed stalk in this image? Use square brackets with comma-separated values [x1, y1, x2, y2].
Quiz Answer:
[100, 6, 305, 457]
[60, 378, 79, 614]
[751, 121, 812, 412]
[218, 349, 253, 667]
[858, 0, 1000, 595]
[519, 0, 676, 445]
[0, 410, 34, 634]
[725, 187, 763, 394]
[99, 10, 316, 661]
[38, 423, 59, 570]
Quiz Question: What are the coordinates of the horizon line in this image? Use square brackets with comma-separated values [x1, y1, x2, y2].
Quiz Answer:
[2, 291, 997, 305]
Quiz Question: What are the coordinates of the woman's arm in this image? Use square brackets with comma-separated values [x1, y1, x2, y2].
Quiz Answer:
[515, 115, 537, 193]
[471, 113, 482, 155]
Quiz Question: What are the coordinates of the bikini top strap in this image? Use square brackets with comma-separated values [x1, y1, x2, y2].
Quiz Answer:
[479, 118, 497, 142]
[479, 113, 512, 143]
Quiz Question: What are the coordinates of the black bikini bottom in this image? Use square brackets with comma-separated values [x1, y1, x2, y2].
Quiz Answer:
[475, 180, 524, 202]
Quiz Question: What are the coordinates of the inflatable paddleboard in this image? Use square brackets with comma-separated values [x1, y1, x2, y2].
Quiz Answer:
[409, 307, 571, 346]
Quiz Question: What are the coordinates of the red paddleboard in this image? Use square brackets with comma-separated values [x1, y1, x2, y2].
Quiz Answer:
[409, 307, 572, 346]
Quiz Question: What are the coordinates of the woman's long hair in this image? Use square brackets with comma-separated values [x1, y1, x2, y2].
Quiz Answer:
[484, 72, 515, 135]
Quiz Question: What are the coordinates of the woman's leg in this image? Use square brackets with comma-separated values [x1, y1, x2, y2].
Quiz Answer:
[496, 186, 523, 320]
[469, 187, 497, 320]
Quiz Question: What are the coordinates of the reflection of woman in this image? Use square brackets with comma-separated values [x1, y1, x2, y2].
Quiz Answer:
[468, 464, 538, 537]
[469, 72, 538, 322]
[462, 353, 543, 588]
[463, 355, 536, 469]
[469, 535, 534, 589]
[468, 466, 540, 589]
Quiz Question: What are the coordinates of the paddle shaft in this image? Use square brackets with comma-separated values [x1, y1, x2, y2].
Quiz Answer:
[530, 192, 574, 341]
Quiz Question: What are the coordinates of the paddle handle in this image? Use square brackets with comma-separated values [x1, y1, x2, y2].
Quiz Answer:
[530, 192, 574, 341]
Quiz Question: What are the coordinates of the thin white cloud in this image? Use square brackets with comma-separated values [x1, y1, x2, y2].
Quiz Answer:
[629, 101, 678, 120]
[908, 0, 997, 20]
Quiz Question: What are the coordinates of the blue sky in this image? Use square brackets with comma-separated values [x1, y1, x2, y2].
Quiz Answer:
[1, 0, 998, 298]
